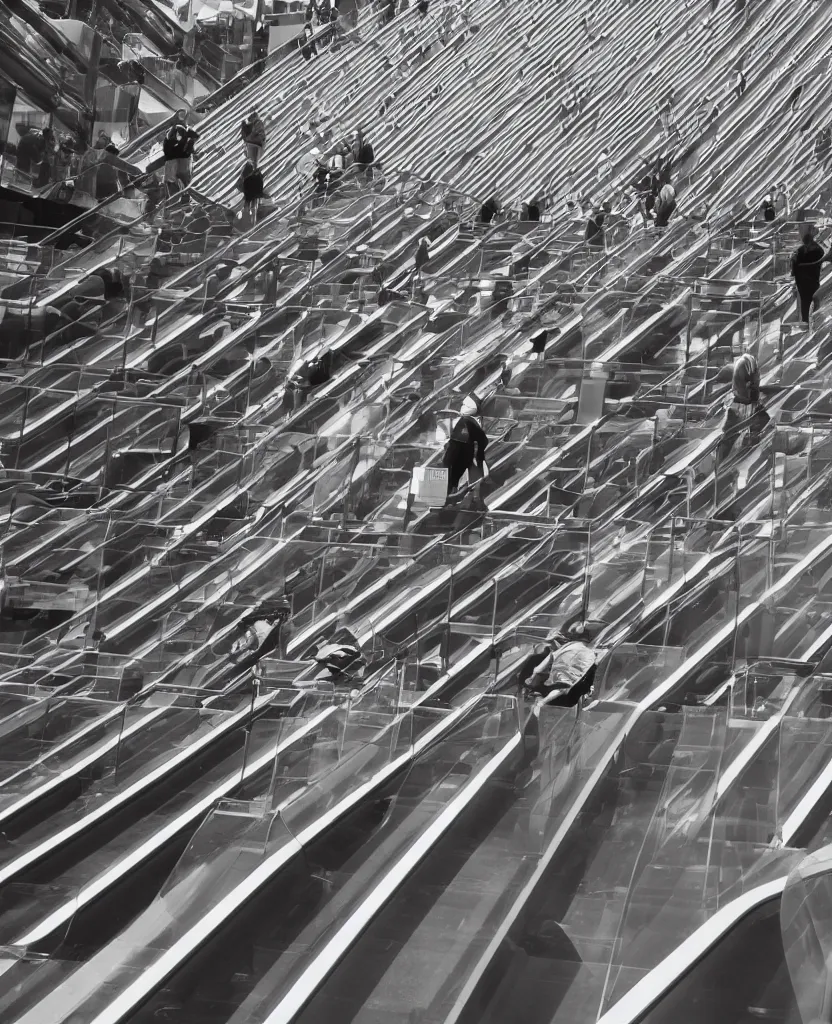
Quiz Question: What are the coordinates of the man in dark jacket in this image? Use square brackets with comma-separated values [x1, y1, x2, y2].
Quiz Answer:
[791, 232, 832, 323]
[163, 110, 199, 199]
[585, 205, 607, 247]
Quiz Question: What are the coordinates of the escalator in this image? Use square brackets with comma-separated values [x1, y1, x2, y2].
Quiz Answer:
[1, 692, 518, 1024]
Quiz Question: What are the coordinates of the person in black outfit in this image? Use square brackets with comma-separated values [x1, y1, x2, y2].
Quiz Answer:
[479, 195, 501, 224]
[414, 237, 430, 276]
[791, 232, 832, 323]
[236, 160, 264, 218]
[163, 113, 199, 200]
[585, 206, 606, 247]
[761, 192, 776, 222]
[351, 128, 375, 178]
[442, 392, 488, 493]
[301, 23, 318, 60]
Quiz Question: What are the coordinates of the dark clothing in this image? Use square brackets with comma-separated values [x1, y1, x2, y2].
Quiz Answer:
[797, 286, 819, 323]
[654, 194, 676, 227]
[762, 199, 776, 222]
[791, 239, 829, 295]
[240, 115, 266, 148]
[354, 140, 374, 166]
[414, 239, 430, 273]
[306, 356, 332, 387]
[442, 414, 488, 491]
[301, 35, 318, 60]
[236, 163, 264, 203]
[163, 124, 199, 160]
[480, 198, 500, 224]
[526, 202, 541, 221]
[585, 211, 605, 246]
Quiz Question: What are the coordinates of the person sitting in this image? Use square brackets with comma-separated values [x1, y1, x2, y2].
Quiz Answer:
[228, 603, 290, 677]
[524, 623, 598, 707]
[718, 351, 768, 459]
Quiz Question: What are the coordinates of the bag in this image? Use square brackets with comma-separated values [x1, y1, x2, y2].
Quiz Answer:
[411, 466, 448, 504]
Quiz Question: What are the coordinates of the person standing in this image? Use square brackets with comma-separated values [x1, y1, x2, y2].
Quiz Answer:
[240, 109, 266, 168]
[441, 393, 488, 493]
[761, 191, 776, 222]
[162, 110, 199, 199]
[791, 232, 831, 323]
[585, 203, 608, 247]
[236, 161, 265, 222]
[653, 182, 677, 227]
[479, 194, 501, 225]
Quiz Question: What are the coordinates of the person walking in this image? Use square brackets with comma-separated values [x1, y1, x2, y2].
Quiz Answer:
[441, 392, 488, 494]
[162, 110, 199, 200]
[240, 109, 266, 168]
[791, 231, 831, 323]
[236, 160, 265, 222]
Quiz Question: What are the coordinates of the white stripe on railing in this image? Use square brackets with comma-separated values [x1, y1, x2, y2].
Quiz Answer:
[16, 705, 338, 948]
[84, 694, 482, 1024]
[594, 878, 787, 1024]
[263, 733, 522, 1024]
[441, 528, 832, 1024]
[0, 691, 280, 888]
[0, 706, 168, 828]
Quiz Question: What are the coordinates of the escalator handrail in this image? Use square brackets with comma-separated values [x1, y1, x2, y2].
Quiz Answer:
[594, 878, 786, 1024]
[438, 531, 832, 1024]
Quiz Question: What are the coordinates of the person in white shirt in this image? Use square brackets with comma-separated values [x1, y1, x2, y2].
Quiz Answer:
[526, 623, 598, 707]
